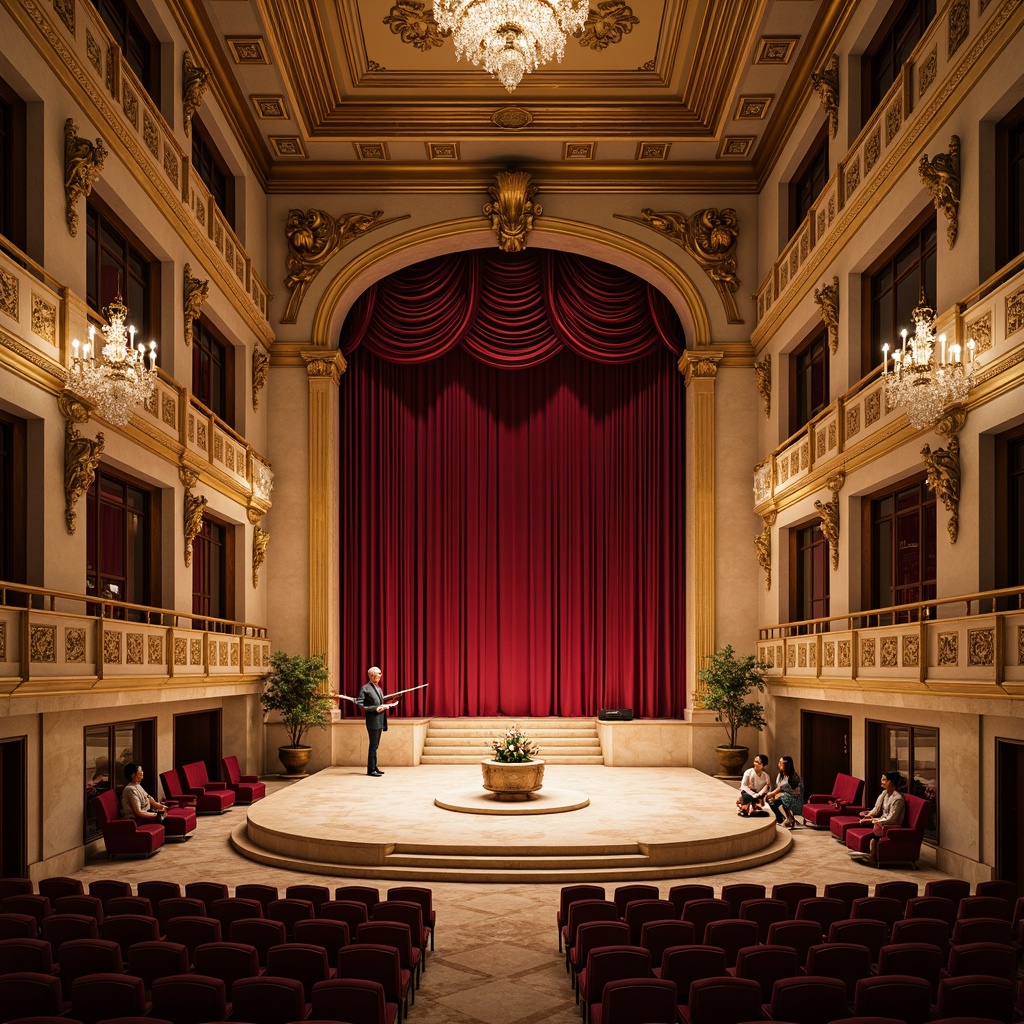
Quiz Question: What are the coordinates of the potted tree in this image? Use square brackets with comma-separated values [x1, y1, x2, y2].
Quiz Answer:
[260, 651, 333, 775]
[698, 645, 769, 777]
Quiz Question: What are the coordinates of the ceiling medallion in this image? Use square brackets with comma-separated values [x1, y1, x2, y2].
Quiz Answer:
[435, 0, 589, 92]
[492, 106, 533, 130]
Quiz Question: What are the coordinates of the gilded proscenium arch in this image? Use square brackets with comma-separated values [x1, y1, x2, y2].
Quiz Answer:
[303, 217, 716, 703]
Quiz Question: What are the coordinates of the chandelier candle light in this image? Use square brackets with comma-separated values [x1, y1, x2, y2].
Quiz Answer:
[434, 0, 589, 93]
[882, 297, 975, 430]
[67, 296, 158, 427]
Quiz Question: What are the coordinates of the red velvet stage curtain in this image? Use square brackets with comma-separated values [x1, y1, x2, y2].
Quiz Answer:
[338, 249, 686, 717]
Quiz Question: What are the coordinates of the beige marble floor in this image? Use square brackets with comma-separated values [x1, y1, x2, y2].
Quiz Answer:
[72, 774, 957, 1024]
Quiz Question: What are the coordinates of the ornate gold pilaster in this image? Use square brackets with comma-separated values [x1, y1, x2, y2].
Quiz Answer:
[814, 276, 840, 354]
[680, 350, 723, 708]
[183, 263, 209, 347]
[303, 349, 347, 690]
[64, 119, 107, 237]
[252, 347, 269, 410]
[182, 51, 210, 137]
[755, 511, 776, 591]
[248, 507, 271, 588]
[919, 134, 960, 249]
[811, 53, 840, 138]
[179, 467, 207, 568]
[815, 471, 846, 571]
[921, 434, 961, 543]
[61, 392, 104, 534]
[754, 354, 771, 419]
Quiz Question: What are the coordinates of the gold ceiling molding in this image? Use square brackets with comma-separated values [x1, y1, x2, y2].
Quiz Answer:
[919, 134, 960, 249]
[814, 471, 845, 571]
[282, 209, 408, 324]
[64, 118, 106, 237]
[62, 410, 104, 536]
[182, 51, 210, 137]
[921, 434, 961, 543]
[620, 208, 742, 324]
[484, 170, 541, 253]
[252, 347, 269, 410]
[755, 510, 776, 591]
[811, 53, 839, 139]
[754, 354, 771, 419]
[180, 467, 208, 568]
[307, 215, 713, 354]
[183, 263, 210, 348]
[814, 275, 840, 354]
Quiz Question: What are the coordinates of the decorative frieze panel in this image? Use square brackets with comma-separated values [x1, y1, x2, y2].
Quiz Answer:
[903, 635, 920, 667]
[148, 636, 163, 664]
[30, 625, 56, 663]
[127, 633, 143, 665]
[838, 640, 851, 667]
[103, 630, 122, 665]
[0, 621, 5, 660]
[190, 638, 202, 665]
[938, 632, 959, 666]
[174, 638, 187, 665]
[823, 641, 835, 668]
[881, 636, 898, 667]
[861, 638, 876, 667]
[65, 627, 86, 663]
[968, 628, 994, 666]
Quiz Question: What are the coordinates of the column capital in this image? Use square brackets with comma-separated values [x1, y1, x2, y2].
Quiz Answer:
[678, 349, 724, 385]
[301, 349, 347, 383]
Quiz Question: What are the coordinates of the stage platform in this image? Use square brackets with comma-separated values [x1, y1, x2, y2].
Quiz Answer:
[231, 764, 791, 882]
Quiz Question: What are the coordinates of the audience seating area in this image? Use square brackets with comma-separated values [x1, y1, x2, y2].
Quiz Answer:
[0, 877, 434, 1024]
[557, 879, 1024, 1024]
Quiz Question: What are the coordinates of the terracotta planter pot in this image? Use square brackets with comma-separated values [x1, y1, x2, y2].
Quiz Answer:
[278, 744, 312, 775]
[481, 758, 546, 801]
[714, 745, 749, 776]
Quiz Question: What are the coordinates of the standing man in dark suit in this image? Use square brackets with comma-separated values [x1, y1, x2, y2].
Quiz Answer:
[360, 666, 396, 777]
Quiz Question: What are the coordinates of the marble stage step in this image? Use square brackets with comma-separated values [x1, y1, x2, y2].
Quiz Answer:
[421, 717, 604, 765]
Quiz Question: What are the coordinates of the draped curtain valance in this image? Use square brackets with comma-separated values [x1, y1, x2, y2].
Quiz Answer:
[340, 249, 685, 367]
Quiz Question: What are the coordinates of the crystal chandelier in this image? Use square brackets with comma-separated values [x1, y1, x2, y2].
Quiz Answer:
[434, 0, 589, 93]
[66, 296, 158, 427]
[881, 296, 975, 430]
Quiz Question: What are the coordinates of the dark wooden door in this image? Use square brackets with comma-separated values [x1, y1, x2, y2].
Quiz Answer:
[0, 737, 27, 877]
[173, 710, 223, 782]
[996, 739, 1024, 891]
[800, 711, 852, 799]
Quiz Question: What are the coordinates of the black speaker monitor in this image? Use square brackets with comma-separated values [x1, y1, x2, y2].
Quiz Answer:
[598, 708, 634, 721]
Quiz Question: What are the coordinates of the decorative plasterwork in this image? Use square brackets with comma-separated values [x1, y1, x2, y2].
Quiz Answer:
[180, 467, 208, 568]
[754, 354, 771, 419]
[921, 433, 961, 544]
[183, 263, 209, 348]
[63, 414, 104, 535]
[270, 137, 307, 158]
[754, 36, 798, 64]
[814, 276, 840, 354]
[578, 3, 639, 50]
[252, 347, 269, 410]
[64, 118, 107, 237]
[717, 137, 755, 158]
[919, 134, 960, 249]
[227, 37, 270, 63]
[755, 511, 776, 591]
[354, 142, 389, 160]
[249, 507, 270, 589]
[302, 349, 348, 384]
[811, 53, 839, 138]
[384, 2, 449, 50]
[814, 471, 845, 571]
[626, 208, 742, 324]
[426, 142, 460, 160]
[492, 107, 533, 130]
[484, 170, 541, 253]
[282, 209, 401, 324]
[636, 143, 670, 160]
[735, 95, 773, 119]
[251, 96, 289, 119]
[182, 51, 210, 137]
[563, 143, 595, 160]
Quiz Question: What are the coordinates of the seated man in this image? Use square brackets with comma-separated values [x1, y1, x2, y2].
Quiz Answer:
[857, 770, 906, 834]
[121, 762, 168, 823]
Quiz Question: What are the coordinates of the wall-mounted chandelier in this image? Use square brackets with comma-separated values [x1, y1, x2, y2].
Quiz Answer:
[434, 0, 589, 93]
[881, 296, 975, 430]
[66, 296, 158, 427]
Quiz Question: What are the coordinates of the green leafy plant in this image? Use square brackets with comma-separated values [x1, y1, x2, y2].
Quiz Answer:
[489, 723, 540, 763]
[260, 651, 333, 748]
[698, 645, 769, 747]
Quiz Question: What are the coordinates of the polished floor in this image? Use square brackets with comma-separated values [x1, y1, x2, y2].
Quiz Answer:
[74, 774, 955, 1024]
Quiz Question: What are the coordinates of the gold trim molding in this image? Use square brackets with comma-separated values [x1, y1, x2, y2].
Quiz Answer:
[919, 134, 960, 249]
[484, 170, 541, 253]
[64, 118, 107, 237]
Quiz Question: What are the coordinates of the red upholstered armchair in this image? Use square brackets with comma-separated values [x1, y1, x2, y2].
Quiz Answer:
[802, 773, 865, 828]
[845, 793, 930, 865]
[91, 789, 164, 858]
[180, 761, 236, 813]
[221, 755, 266, 803]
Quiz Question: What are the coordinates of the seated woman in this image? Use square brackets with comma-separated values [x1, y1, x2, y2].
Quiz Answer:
[736, 754, 771, 816]
[857, 770, 906, 833]
[767, 755, 804, 829]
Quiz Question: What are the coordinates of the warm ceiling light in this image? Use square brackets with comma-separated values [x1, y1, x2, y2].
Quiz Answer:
[434, 0, 589, 93]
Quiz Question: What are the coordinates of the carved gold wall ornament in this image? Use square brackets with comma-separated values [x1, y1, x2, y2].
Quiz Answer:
[384, 1, 449, 50]
[919, 134, 960, 248]
[814, 471, 845, 571]
[484, 170, 541, 253]
[935, 405, 967, 438]
[577, 2, 639, 51]
[755, 510, 776, 590]
[283, 209, 402, 323]
[183, 486, 208, 567]
[626, 207, 742, 323]
[182, 51, 210, 137]
[64, 119, 107, 237]
[811, 53, 840, 138]
[921, 433, 961, 543]
[183, 263, 210, 347]
[814, 275, 840, 354]
[252, 522, 270, 588]
[252, 347, 269, 410]
[754, 354, 771, 419]
[64, 418, 104, 534]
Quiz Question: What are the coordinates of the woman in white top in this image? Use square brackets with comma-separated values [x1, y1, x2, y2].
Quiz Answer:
[737, 754, 771, 816]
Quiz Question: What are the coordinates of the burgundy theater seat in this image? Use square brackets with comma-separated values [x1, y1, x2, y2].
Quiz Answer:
[179, 762, 236, 814]
[801, 772, 865, 828]
[90, 791, 164, 859]
[221, 756, 266, 803]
